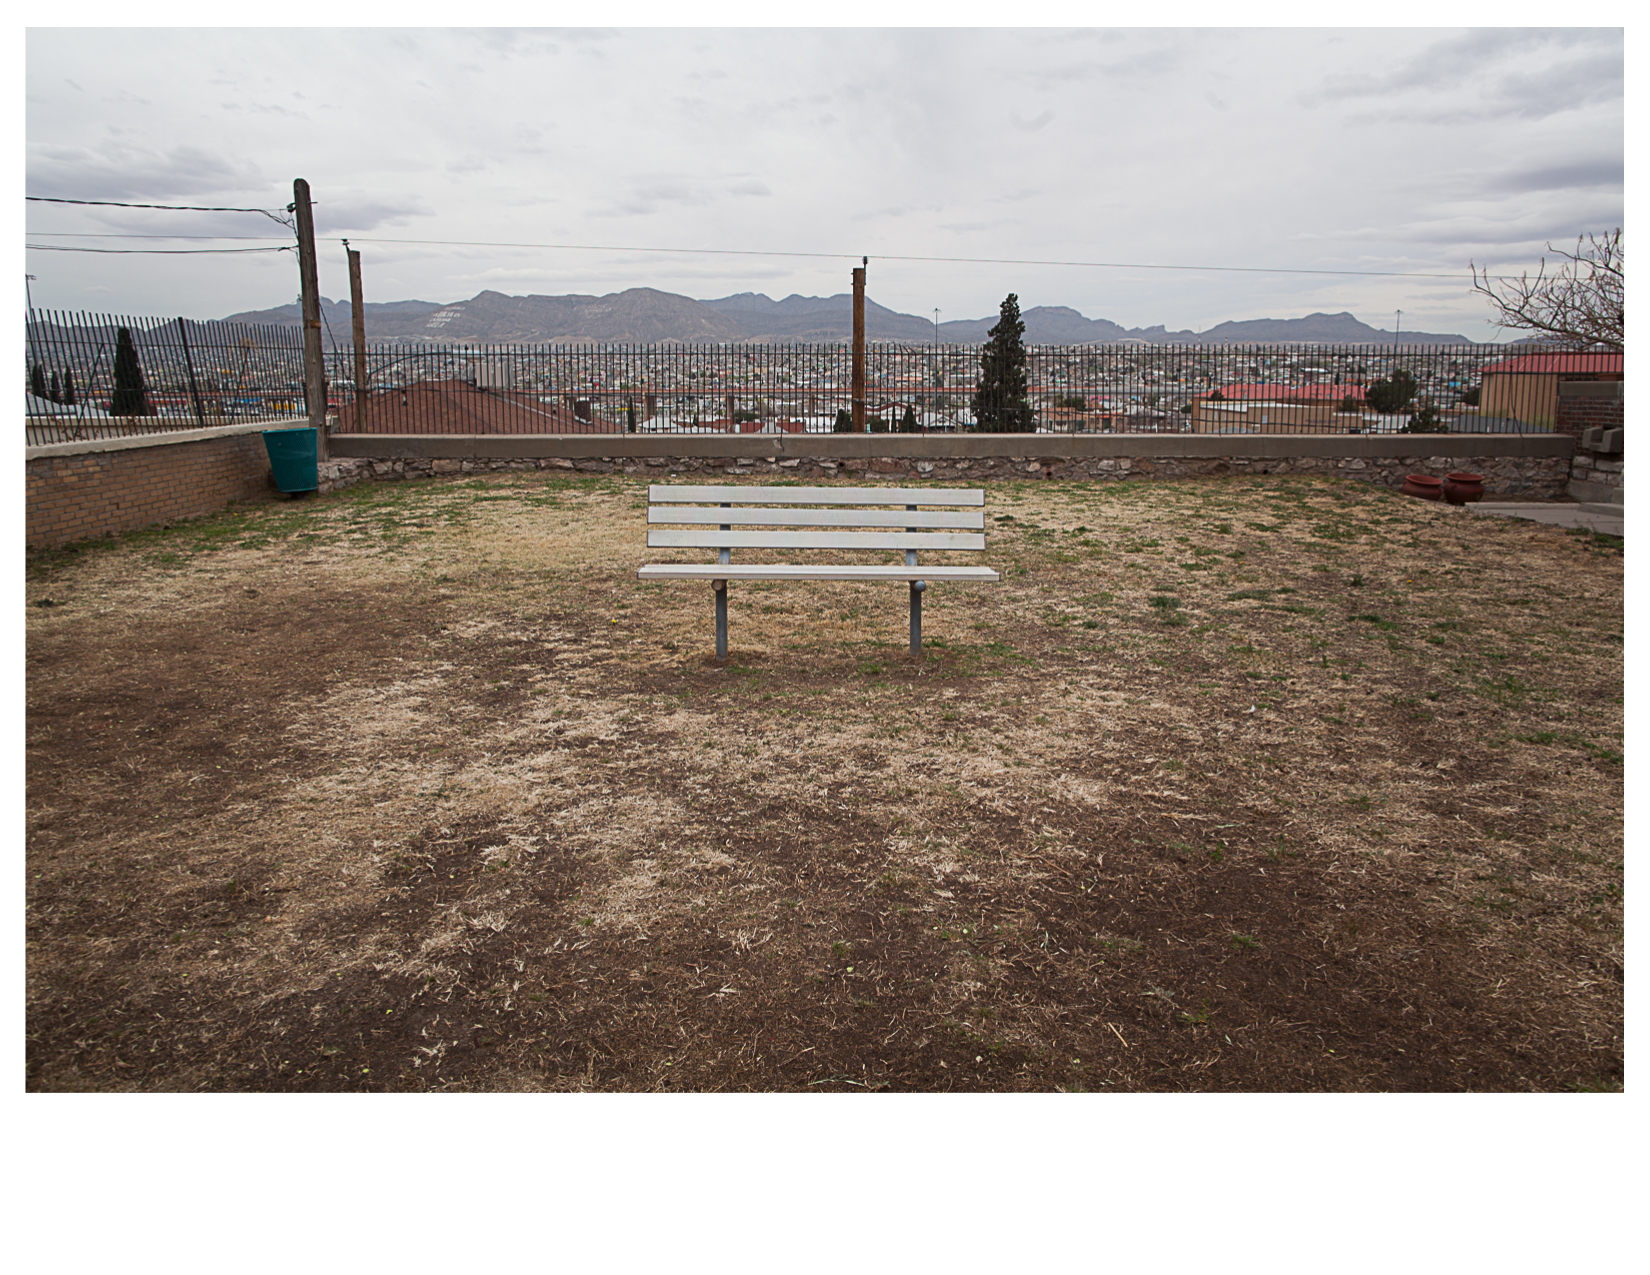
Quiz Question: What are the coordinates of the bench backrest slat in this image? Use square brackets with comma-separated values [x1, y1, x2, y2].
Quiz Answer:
[649, 484, 984, 507]
[648, 529, 987, 552]
[649, 505, 984, 530]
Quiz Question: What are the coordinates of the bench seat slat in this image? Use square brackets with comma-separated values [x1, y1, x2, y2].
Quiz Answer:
[649, 484, 985, 506]
[639, 564, 1002, 581]
[647, 529, 986, 552]
[649, 506, 985, 529]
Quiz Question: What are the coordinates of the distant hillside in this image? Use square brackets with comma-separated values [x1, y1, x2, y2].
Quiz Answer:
[225, 290, 1470, 345]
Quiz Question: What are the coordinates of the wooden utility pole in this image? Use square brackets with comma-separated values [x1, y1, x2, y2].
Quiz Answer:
[293, 177, 328, 460]
[851, 258, 867, 432]
[345, 241, 369, 433]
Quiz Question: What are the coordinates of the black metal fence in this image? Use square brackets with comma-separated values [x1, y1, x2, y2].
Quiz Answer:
[321, 340, 1571, 437]
[30, 308, 1591, 445]
[26, 310, 305, 445]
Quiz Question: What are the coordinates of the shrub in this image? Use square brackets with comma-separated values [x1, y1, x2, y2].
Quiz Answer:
[1364, 369, 1418, 414]
[833, 408, 853, 433]
[1403, 406, 1445, 433]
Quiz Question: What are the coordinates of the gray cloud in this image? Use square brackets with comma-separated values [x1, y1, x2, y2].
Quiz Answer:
[22, 27, 1625, 340]
[1010, 109, 1055, 132]
[26, 141, 264, 201]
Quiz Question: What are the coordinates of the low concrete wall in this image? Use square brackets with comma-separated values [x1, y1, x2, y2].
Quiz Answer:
[326, 431, 1575, 499]
[25, 425, 1579, 550]
[25, 419, 296, 549]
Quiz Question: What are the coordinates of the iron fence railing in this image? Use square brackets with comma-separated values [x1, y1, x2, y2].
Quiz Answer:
[30, 309, 1606, 445]
[322, 340, 1583, 436]
[26, 310, 306, 445]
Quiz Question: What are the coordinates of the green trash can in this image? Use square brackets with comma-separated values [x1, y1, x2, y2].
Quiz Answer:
[263, 427, 318, 495]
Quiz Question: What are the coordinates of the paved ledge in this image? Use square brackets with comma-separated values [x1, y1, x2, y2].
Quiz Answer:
[26, 418, 305, 461]
[330, 431, 1575, 462]
[1469, 502, 1623, 537]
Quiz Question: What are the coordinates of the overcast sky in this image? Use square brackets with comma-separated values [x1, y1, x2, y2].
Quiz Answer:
[24, 25, 1624, 339]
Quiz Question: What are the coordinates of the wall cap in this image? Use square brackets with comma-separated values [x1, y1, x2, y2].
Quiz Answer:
[26, 417, 305, 461]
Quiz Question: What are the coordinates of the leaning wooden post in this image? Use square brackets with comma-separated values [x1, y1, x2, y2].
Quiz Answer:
[852, 260, 866, 432]
[293, 177, 328, 460]
[345, 242, 369, 433]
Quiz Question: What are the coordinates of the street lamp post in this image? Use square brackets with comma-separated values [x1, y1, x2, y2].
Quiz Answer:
[933, 308, 940, 345]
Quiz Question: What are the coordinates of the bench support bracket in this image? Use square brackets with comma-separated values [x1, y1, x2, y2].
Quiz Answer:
[909, 580, 926, 655]
[713, 579, 728, 662]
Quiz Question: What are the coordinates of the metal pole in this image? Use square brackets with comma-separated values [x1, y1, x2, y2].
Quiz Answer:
[906, 502, 923, 653]
[852, 260, 866, 433]
[176, 317, 206, 425]
[715, 497, 731, 660]
[346, 242, 369, 433]
[292, 178, 328, 460]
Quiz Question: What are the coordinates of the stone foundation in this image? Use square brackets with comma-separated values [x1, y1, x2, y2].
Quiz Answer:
[318, 449, 1571, 500]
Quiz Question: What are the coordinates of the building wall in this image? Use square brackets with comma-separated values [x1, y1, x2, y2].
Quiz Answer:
[1554, 379, 1624, 440]
[1480, 371, 1623, 428]
[26, 423, 279, 549]
[1191, 401, 1348, 433]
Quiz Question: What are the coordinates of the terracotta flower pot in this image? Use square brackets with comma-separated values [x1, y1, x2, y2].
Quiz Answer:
[1442, 472, 1485, 504]
[1401, 474, 1444, 501]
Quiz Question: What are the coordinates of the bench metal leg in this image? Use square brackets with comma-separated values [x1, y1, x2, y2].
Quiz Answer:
[909, 579, 926, 655]
[714, 579, 728, 661]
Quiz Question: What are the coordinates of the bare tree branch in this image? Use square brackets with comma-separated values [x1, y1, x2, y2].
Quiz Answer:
[1471, 230, 1623, 351]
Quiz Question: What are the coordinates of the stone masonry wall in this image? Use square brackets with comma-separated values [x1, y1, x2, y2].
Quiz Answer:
[1568, 427, 1624, 500]
[27, 431, 274, 549]
[319, 450, 1570, 499]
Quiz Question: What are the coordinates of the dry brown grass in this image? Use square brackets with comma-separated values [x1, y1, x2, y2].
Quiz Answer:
[25, 471, 1623, 1091]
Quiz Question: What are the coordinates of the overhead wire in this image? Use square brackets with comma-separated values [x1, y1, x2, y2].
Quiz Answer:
[26, 243, 293, 255]
[343, 235, 1469, 280]
[25, 194, 1481, 279]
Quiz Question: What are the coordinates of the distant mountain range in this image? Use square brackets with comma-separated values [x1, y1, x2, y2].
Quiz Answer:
[224, 288, 1471, 346]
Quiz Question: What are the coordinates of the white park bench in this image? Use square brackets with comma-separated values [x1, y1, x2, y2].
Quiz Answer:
[637, 484, 1000, 660]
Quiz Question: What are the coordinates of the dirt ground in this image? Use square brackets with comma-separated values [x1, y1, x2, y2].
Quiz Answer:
[25, 471, 1624, 1091]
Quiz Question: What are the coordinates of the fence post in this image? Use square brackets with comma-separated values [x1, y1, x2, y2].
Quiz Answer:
[852, 260, 866, 432]
[293, 177, 329, 460]
[346, 244, 369, 433]
[176, 318, 207, 426]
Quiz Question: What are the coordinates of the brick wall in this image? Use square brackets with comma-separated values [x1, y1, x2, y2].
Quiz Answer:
[27, 428, 276, 549]
[1554, 380, 1624, 439]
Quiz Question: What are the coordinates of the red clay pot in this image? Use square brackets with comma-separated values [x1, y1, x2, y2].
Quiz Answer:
[1442, 472, 1485, 505]
[1401, 474, 1445, 501]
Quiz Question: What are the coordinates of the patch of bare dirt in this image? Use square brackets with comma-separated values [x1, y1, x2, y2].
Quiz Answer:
[25, 473, 1623, 1090]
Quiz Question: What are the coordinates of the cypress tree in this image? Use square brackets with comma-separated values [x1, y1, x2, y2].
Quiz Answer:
[833, 407, 853, 433]
[30, 363, 46, 400]
[62, 369, 76, 406]
[49, 370, 62, 403]
[972, 293, 1034, 432]
[899, 404, 920, 433]
[111, 326, 148, 416]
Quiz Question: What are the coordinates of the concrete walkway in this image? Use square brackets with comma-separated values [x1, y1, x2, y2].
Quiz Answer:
[1467, 502, 1624, 537]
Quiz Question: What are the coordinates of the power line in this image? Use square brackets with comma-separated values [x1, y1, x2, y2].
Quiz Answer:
[26, 243, 294, 255]
[25, 232, 294, 242]
[27, 195, 287, 214]
[26, 194, 296, 232]
[347, 235, 1469, 280]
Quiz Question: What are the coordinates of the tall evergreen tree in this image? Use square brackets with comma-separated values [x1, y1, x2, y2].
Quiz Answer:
[30, 363, 47, 400]
[111, 327, 148, 416]
[62, 369, 76, 406]
[899, 404, 920, 433]
[972, 293, 1034, 432]
[49, 370, 62, 403]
